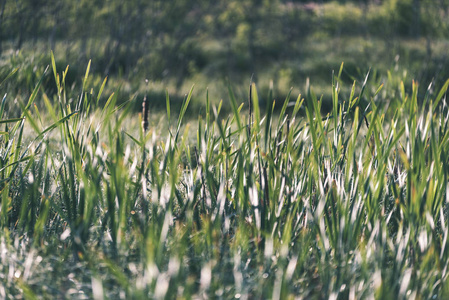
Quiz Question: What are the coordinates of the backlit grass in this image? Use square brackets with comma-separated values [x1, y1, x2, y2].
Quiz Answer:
[0, 55, 449, 299]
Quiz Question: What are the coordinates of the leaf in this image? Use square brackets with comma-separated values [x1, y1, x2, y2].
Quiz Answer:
[0, 67, 19, 87]
[0, 117, 25, 124]
[51, 51, 59, 92]
[374, 83, 384, 97]
[434, 78, 449, 112]
[228, 83, 242, 131]
[338, 62, 344, 79]
[166, 89, 171, 125]
[0, 155, 33, 173]
[102, 92, 117, 116]
[97, 76, 108, 105]
[251, 83, 260, 134]
[125, 131, 142, 147]
[175, 85, 194, 142]
[277, 89, 292, 131]
[23, 66, 48, 113]
[19, 101, 41, 135]
[83, 59, 92, 92]
[39, 111, 79, 139]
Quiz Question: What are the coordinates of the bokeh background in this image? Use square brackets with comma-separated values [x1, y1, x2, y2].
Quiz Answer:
[1, 0, 449, 112]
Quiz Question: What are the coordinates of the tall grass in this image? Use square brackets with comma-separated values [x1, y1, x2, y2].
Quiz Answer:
[0, 55, 448, 299]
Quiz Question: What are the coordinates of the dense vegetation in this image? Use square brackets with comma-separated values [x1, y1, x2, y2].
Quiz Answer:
[1, 0, 449, 110]
[0, 53, 448, 298]
[1, 0, 449, 298]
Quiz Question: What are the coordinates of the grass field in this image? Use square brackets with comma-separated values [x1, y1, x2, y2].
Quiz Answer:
[3, 0, 449, 117]
[0, 52, 448, 299]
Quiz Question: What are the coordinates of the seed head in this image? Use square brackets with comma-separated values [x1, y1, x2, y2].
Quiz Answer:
[142, 95, 149, 132]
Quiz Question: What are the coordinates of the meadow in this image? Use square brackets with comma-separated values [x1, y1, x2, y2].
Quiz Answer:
[1, 0, 449, 299]
[4, 0, 449, 114]
[0, 51, 448, 299]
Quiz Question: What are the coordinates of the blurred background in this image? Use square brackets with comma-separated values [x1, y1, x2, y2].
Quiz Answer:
[1, 0, 449, 112]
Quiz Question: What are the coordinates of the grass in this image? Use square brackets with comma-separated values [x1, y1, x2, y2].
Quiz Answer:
[4, 0, 449, 116]
[1, 54, 449, 299]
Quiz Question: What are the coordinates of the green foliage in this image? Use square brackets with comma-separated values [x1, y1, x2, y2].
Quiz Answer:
[0, 57, 449, 298]
[1, 0, 448, 114]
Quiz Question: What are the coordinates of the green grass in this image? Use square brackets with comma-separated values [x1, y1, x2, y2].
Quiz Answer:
[3, 0, 449, 116]
[1, 55, 449, 299]
[5, 34, 448, 121]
